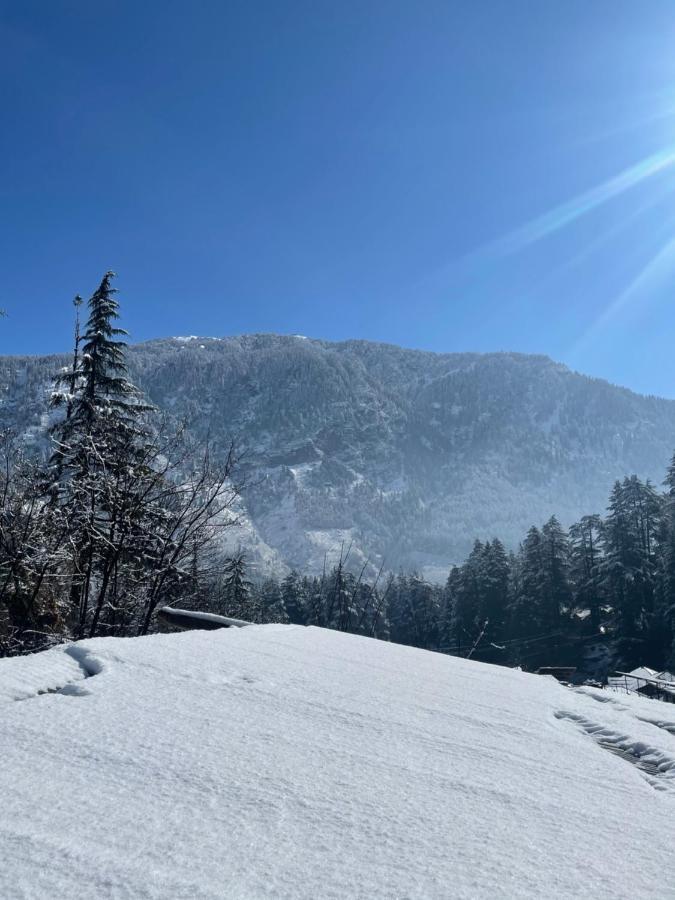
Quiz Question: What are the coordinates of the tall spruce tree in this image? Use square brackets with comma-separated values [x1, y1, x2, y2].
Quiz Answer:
[450, 540, 485, 654]
[540, 516, 571, 628]
[388, 573, 417, 646]
[508, 526, 543, 647]
[281, 570, 307, 624]
[478, 539, 510, 662]
[439, 567, 458, 652]
[51, 273, 146, 451]
[661, 455, 675, 667]
[569, 514, 603, 628]
[601, 477, 662, 668]
[220, 552, 257, 619]
[49, 273, 154, 635]
[257, 577, 288, 624]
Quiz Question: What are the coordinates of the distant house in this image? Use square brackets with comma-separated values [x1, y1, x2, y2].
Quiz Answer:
[609, 667, 675, 704]
[608, 667, 658, 692]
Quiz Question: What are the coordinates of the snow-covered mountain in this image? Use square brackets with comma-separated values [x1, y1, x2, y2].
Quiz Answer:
[2, 625, 674, 897]
[2, 334, 675, 578]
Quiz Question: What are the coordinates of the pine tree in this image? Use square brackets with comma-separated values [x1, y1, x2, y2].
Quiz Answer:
[508, 527, 542, 647]
[602, 477, 662, 668]
[257, 577, 288, 624]
[49, 273, 154, 636]
[46, 273, 240, 640]
[407, 573, 439, 649]
[388, 573, 416, 646]
[76, 272, 143, 428]
[540, 516, 571, 628]
[569, 514, 603, 628]
[450, 540, 485, 654]
[281, 570, 307, 624]
[439, 567, 458, 652]
[220, 553, 256, 619]
[51, 273, 147, 458]
[478, 539, 510, 662]
[303, 574, 326, 627]
[657, 456, 675, 668]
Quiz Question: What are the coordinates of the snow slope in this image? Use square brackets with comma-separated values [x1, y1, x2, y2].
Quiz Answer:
[1, 626, 675, 899]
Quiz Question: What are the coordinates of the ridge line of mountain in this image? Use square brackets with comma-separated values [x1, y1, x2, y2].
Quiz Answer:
[0, 333, 670, 405]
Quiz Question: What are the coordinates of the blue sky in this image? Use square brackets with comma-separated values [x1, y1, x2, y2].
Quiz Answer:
[2, 1, 675, 396]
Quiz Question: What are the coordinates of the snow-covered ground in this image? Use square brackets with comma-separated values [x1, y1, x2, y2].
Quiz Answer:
[2, 626, 675, 899]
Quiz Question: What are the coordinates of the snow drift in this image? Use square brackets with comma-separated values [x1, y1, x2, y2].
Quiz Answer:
[1, 625, 675, 898]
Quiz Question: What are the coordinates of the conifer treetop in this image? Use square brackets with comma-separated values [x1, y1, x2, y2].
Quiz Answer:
[50, 271, 152, 458]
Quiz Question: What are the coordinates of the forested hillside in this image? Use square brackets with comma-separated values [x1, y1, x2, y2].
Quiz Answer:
[1, 277, 675, 672]
[2, 332, 675, 578]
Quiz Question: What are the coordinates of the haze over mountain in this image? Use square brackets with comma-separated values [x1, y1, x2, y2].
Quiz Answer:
[2, 334, 675, 579]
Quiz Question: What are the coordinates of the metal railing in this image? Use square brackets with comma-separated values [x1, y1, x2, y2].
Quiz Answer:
[607, 670, 675, 703]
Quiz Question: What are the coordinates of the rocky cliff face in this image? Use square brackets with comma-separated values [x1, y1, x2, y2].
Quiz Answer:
[2, 334, 675, 579]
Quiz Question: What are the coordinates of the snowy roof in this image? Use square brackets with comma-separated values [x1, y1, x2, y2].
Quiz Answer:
[629, 666, 660, 679]
[2, 627, 675, 898]
[609, 667, 675, 694]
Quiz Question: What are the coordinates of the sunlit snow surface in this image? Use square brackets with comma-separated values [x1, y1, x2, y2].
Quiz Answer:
[2, 626, 675, 898]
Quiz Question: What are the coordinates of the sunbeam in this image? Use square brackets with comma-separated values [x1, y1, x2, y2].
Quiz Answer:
[572, 228, 675, 356]
[484, 145, 675, 258]
[420, 143, 675, 302]
[516, 174, 675, 302]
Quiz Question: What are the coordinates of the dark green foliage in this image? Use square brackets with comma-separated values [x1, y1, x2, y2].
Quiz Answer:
[217, 553, 260, 620]
[257, 563, 390, 639]
[258, 577, 288, 624]
[443, 477, 674, 671]
[281, 571, 307, 624]
[569, 514, 603, 627]
[600, 477, 662, 668]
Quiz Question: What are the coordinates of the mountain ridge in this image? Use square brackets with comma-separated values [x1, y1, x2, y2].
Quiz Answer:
[2, 334, 675, 579]
[2, 331, 668, 401]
